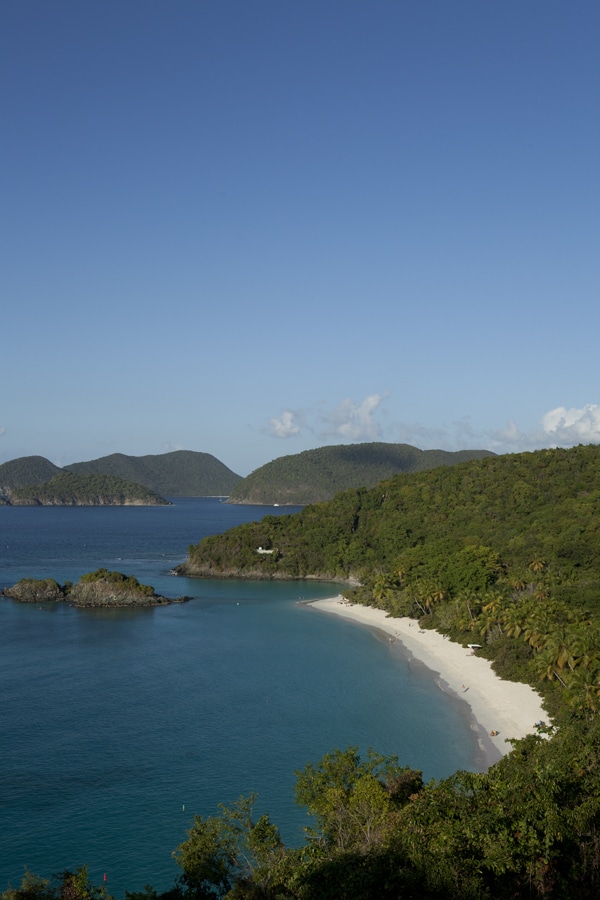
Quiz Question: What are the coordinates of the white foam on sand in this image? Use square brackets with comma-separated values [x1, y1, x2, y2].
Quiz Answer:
[307, 596, 549, 765]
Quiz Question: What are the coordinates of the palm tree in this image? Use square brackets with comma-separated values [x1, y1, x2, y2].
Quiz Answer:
[509, 575, 529, 595]
[565, 666, 600, 714]
[411, 579, 447, 616]
[479, 609, 501, 640]
[544, 625, 578, 672]
[522, 604, 562, 652]
[372, 572, 400, 607]
[501, 603, 528, 639]
[531, 647, 567, 686]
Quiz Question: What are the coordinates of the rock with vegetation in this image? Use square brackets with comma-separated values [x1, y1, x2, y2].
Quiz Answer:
[227, 442, 495, 505]
[2, 578, 64, 603]
[2, 570, 188, 607]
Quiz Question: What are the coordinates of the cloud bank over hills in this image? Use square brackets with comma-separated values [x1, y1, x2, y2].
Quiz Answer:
[265, 399, 600, 455]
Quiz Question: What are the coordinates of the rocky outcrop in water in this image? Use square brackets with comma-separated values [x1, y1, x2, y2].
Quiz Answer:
[2, 578, 65, 603]
[2, 571, 189, 608]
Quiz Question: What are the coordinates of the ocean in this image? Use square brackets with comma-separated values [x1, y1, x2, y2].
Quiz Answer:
[0, 499, 482, 896]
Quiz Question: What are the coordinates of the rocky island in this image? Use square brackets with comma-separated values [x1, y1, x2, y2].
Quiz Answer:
[2, 569, 189, 607]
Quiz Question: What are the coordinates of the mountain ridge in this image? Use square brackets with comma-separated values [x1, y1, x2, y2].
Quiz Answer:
[228, 442, 496, 505]
[0, 444, 494, 504]
[0, 450, 242, 499]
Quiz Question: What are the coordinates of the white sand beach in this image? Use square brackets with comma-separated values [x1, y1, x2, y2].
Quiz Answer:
[308, 596, 549, 765]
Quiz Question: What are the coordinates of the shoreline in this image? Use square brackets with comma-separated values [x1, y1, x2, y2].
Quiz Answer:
[306, 596, 549, 768]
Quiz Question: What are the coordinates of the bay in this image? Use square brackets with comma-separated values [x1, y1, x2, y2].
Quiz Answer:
[0, 499, 482, 896]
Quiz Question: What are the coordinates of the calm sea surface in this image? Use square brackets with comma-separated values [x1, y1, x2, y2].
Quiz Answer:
[0, 499, 482, 896]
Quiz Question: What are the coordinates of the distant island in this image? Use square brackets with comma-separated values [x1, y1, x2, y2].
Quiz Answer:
[2, 569, 189, 607]
[0, 472, 170, 506]
[0, 450, 242, 505]
[0, 444, 495, 507]
[65, 449, 241, 496]
[227, 442, 496, 506]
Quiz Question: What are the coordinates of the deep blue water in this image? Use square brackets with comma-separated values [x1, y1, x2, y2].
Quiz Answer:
[0, 499, 482, 896]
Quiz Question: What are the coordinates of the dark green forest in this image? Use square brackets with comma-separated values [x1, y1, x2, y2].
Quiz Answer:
[5, 445, 600, 898]
[0, 456, 62, 490]
[4, 472, 169, 506]
[65, 450, 241, 497]
[0, 451, 240, 501]
[228, 442, 494, 505]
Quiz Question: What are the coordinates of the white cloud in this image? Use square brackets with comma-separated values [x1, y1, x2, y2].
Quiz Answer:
[320, 394, 384, 441]
[0, 426, 5, 439]
[488, 404, 600, 454]
[541, 404, 600, 445]
[268, 410, 302, 439]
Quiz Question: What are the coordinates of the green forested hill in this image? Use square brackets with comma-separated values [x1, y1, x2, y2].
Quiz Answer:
[8, 472, 170, 506]
[183, 444, 600, 595]
[0, 450, 241, 499]
[65, 450, 241, 496]
[228, 442, 495, 505]
[181, 442, 600, 714]
[0, 455, 62, 490]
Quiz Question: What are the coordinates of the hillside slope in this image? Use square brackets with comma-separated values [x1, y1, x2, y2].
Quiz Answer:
[65, 450, 241, 496]
[0, 456, 62, 492]
[6, 472, 170, 506]
[181, 444, 600, 611]
[228, 442, 495, 505]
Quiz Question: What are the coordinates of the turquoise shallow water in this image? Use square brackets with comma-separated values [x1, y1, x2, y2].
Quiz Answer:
[0, 500, 482, 896]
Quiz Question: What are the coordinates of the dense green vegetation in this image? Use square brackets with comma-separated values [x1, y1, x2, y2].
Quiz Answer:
[6, 472, 169, 506]
[182, 444, 600, 712]
[228, 442, 495, 505]
[6, 444, 600, 897]
[65, 450, 241, 496]
[0, 456, 62, 490]
[77, 568, 155, 596]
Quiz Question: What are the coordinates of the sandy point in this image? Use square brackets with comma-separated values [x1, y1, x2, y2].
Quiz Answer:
[306, 596, 550, 766]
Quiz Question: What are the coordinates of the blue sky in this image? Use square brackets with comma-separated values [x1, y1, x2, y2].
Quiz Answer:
[2, 1, 599, 476]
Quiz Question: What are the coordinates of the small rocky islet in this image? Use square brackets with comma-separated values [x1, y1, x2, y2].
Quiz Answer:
[1, 569, 189, 608]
